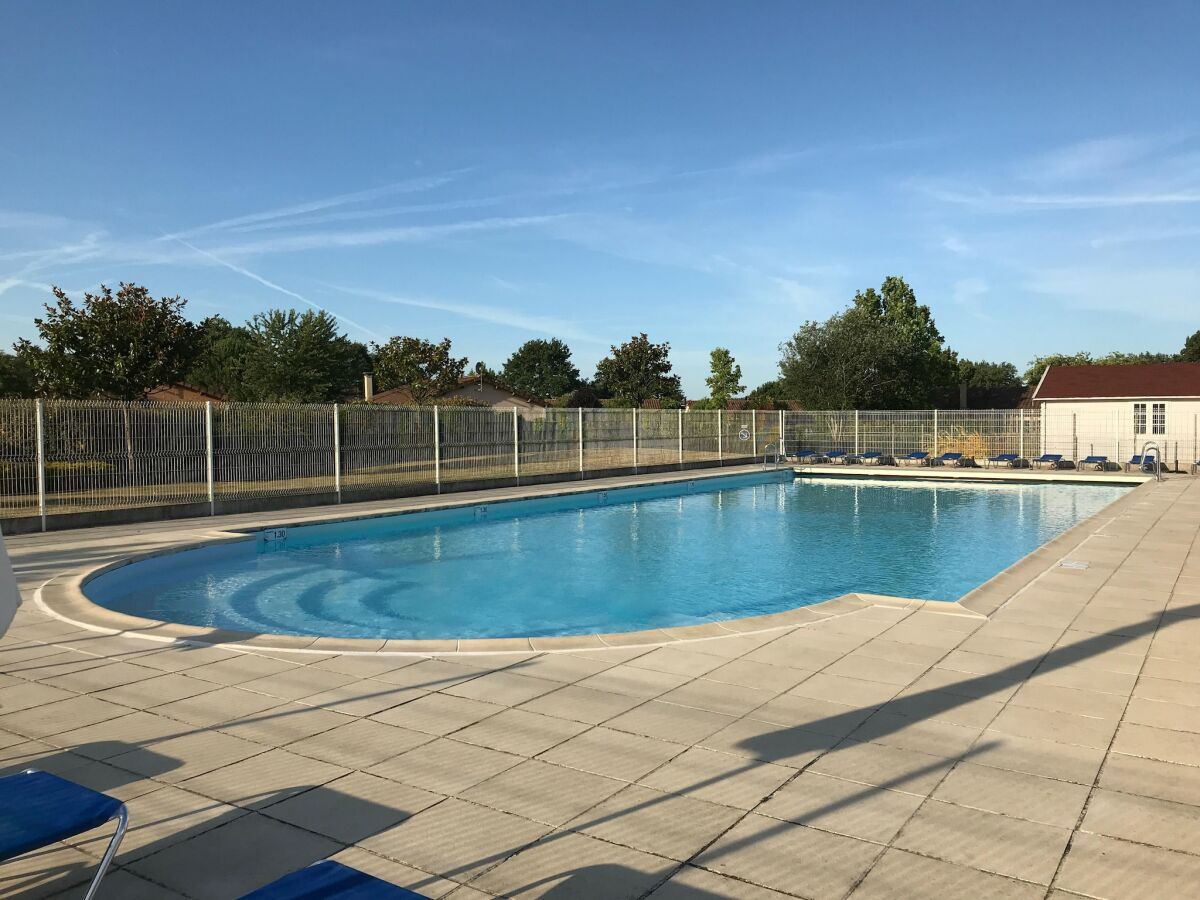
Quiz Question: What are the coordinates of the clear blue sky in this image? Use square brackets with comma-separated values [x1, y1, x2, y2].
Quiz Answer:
[2, 1, 1197, 394]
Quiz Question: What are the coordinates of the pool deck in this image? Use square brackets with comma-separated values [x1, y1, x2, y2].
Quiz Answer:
[3, 467, 1200, 898]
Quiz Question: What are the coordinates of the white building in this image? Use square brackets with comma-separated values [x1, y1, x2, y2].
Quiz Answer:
[1032, 362, 1200, 467]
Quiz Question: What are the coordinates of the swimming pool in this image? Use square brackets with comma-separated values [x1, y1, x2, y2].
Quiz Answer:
[84, 473, 1129, 640]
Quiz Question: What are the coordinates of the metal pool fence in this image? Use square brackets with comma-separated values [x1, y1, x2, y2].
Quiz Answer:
[1, 400, 1196, 530]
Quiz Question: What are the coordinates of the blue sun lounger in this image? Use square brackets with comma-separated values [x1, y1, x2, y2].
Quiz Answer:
[0, 770, 128, 900]
[1126, 453, 1158, 473]
[931, 452, 963, 466]
[790, 448, 818, 462]
[1080, 455, 1108, 471]
[822, 450, 848, 463]
[852, 451, 883, 464]
[897, 451, 929, 466]
[987, 453, 1019, 468]
[240, 861, 429, 899]
[1032, 453, 1063, 469]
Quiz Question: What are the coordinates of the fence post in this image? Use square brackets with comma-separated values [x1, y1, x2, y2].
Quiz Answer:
[854, 410, 859, 456]
[1072, 413, 1078, 462]
[433, 405, 441, 493]
[751, 410, 758, 459]
[932, 409, 938, 457]
[632, 407, 639, 474]
[332, 404, 341, 502]
[513, 407, 520, 484]
[35, 399, 46, 532]
[1018, 409, 1024, 459]
[778, 409, 785, 457]
[204, 401, 215, 515]
[578, 407, 584, 478]
[717, 409, 723, 466]
[678, 408, 683, 469]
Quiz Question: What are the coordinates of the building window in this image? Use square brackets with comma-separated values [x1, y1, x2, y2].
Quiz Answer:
[1134, 403, 1147, 435]
[1152, 402, 1166, 435]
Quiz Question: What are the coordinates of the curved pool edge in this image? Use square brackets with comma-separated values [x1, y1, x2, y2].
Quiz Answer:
[31, 471, 1161, 656]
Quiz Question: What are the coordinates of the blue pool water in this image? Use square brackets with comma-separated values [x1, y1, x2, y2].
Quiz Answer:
[86, 473, 1129, 640]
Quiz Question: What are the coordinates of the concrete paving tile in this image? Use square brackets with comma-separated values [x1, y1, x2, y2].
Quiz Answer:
[329, 846, 463, 898]
[471, 830, 675, 899]
[371, 658, 482, 690]
[117, 644, 240, 673]
[854, 638, 951, 668]
[955, 633, 1052, 661]
[747, 693, 874, 736]
[309, 654, 416, 679]
[939, 649, 1037, 680]
[703, 658, 811, 693]
[108, 728, 267, 783]
[217, 702, 352, 746]
[625, 646, 728, 676]
[237, 665, 359, 701]
[879, 688, 1005, 729]
[969, 730, 1106, 784]
[361, 798, 552, 882]
[262, 771, 443, 842]
[442, 670, 562, 706]
[639, 746, 792, 810]
[894, 799, 1070, 884]
[808, 740, 957, 796]
[849, 848, 1044, 900]
[742, 639, 843, 670]
[294, 679, 418, 717]
[1056, 831, 1200, 900]
[607, 700, 735, 744]
[518, 683, 644, 724]
[647, 865, 795, 899]
[2, 649, 108, 681]
[50, 710, 188, 759]
[52, 867, 189, 899]
[1010, 681, 1129, 719]
[72, 784, 248, 863]
[510, 654, 614, 684]
[1028, 664, 1137, 695]
[933, 762, 1090, 828]
[788, 673, 899, 707]
[370, 737, 522, 794]
[1082, 788, 1200, 854]
[658, 680, 776, 718]
[539, 727, 686, 781]
[849, 712, 982, 758]
[0, 695, 132, 739]
[371, 692, 504, 735]
[462, 759, 625, 826]
[822, 654, 929, 686]
[696, 814, 882, 899]
[151, 685, 282, 727]
[899, 668, 1021, 702]
[1113, 722, 1200, 766]
[184, 653, 298, 686]
[1099, 751, 1200, 807]
[0, 841, 103, 898]
[700, 717, 832, 768]
[577, 663, 699, 702]
[1133, 655, 1200, 684]
[90, 672, 219, 709]
[567, 784, 742, 861]
[453, 708, 589, 757]
[129, 811, 342, 900]
[1124, 696, 1200, 733]
[180, 746, 349, 808]
[757, 771, 924, 843]
[0, 680, 76, 711]
[40, 660, 161, 694]
[285, 717, 434, 769]
[988, 704, 1119, 750]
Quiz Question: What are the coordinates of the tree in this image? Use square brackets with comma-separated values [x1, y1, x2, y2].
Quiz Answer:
[779, 276, 956, 409]
[1024, 349, 1179, 384]
[956, 358, 1021, 389]
[13, 283, 199, 399]
[243, 309, 369, 402]
[704, 348, 744, 406]
[370, 336, 467, 404]
[0, 352, 34, 398]
[1180, 330, 1200, 362]
[593, 333, 684, 406]
[743, 379, 791, 410]
[185, 316, 256, 400]
[501, 339, 580, 399]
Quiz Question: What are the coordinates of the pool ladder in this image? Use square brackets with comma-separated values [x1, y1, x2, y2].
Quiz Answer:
[762, 441, 783, 469]
[1138, 440, 1164, 481]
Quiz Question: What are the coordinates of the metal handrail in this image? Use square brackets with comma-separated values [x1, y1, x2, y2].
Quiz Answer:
[762, 441, 782, 469]
[1138, 440, 1163, 481]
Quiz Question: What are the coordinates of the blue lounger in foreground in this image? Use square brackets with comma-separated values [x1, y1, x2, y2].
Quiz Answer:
[931, 452, 962, 466]
[1126, 453, 1157, 472]
[0, 770, 127, 900]
[987, 453, 1019, 467]
[1080, 455, 1107, 470]
[823, 450, 848, 462]
[855, 451, 883, 464]
[898, 451, 929, 465]
[240, 861, 428, 899]
[1032, 454, 1063, 468]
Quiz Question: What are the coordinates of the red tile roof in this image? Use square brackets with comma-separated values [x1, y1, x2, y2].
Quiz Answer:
[1034, 362, 1200, 400]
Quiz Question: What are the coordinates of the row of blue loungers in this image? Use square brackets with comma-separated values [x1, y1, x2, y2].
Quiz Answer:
[790, 449, 1161, 471]
[0, 769, 425, 898]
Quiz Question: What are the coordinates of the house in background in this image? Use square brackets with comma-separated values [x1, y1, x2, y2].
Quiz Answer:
[1032, 362, 1200, 466]
[369, 374, 545, 411]
[145, 383, 227, 403]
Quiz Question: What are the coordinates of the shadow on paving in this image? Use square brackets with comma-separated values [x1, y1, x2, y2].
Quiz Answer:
[0, 602, 1190, 897]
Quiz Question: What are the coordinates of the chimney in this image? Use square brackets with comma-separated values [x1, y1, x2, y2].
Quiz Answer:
[959, 383, 968, 410]
[363, 373, 374, 402]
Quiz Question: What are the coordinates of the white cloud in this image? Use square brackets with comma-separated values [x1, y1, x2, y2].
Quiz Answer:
[941, 235, 973, 257]
[1020, 135, 1163, 183]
